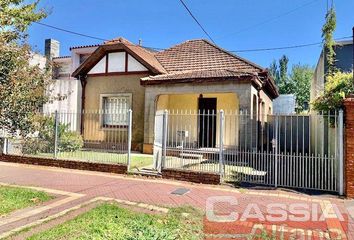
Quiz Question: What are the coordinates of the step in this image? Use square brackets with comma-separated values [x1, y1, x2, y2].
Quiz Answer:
[179, 153, 204, 160]
[132, 168, 161, 177]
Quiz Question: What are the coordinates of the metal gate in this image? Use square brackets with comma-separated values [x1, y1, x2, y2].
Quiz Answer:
[157, 109, 344, 194]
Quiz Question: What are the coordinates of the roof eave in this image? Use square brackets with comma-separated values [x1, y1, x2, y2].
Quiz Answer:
[140, 75, 255, 86]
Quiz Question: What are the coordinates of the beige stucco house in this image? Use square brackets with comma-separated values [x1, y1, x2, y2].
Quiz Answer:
[71, 37, 278, 153]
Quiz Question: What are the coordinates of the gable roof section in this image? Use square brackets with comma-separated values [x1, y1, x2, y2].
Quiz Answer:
[72, 37, 166, 78]
[154, 39, 264, 73]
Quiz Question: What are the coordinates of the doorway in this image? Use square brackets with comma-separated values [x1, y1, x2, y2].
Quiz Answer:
[198, 97, 217, 148]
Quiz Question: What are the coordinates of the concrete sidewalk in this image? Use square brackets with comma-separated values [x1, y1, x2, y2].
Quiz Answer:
[0, 161, 353, 239]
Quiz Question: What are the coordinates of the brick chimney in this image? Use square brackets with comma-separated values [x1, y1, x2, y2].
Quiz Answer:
[45, 39, 60, 60]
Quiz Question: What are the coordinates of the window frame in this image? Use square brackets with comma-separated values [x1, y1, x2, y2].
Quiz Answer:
[99, 93, 132, 130]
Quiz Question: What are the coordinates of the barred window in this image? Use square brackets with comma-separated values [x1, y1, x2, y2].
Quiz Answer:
[101, 94, 131, 127]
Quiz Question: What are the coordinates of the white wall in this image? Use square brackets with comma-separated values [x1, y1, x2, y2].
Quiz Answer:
[29, 53, 47, 69]
[43, 79, 82, 113]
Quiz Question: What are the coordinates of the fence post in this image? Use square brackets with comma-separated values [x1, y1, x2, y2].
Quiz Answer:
[3, 137, 8, 155]
[274, 115, 279, 188]
[127, 109, 133, 170]
[219, 110, 225, 177]
[54, 111, 59, 159]
[338, 109, 344, 195]
[161, 110, 168, 171]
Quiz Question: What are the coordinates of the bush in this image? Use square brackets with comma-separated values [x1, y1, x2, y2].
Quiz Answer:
[59, 131, 83, 152]
[23, 115, 83, 154]
[312, 72, 354, 112]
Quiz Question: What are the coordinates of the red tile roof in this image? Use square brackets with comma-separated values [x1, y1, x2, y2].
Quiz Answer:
[154, 39, 264, 73]
[72, 37, 278, 97]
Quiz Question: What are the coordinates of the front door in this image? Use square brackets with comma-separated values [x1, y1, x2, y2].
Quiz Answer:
[198, 98, 217, 148]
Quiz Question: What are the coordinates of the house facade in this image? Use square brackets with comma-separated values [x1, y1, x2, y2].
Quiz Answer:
[50, 37, 277, 154]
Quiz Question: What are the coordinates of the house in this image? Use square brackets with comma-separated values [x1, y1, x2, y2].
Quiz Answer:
[311, 40, 353, 104]
[69, 37, 278, 153]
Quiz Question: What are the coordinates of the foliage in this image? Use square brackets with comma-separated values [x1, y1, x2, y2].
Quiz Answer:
[0, 0, 51, 137]
[0, 0, 47, 42]
[312, 72, 354, 111]
[269, 55, 294, 94]
[0, 186, 52, 216]
[322, 7, 337, 76]
[27, 203, 203, 240]
[22, 115, 83, 154]
[269, 56, 314, 112]
[290, 64, 314, 112]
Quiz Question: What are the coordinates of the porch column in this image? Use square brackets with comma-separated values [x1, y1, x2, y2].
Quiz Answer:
[143, 90, 158, 154]
[344, 98, 354, 198]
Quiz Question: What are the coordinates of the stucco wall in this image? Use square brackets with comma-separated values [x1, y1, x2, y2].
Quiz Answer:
[84, 73, 148, 150]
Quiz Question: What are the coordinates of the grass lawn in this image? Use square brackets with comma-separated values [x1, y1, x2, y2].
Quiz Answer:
[38, 151, 153, 169]
[0, 186, 52, 217]
[129, 155, 153, 169]
[27, 203, 203, 240]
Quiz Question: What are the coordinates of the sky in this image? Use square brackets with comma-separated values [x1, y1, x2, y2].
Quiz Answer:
[27, 0, 354, 69]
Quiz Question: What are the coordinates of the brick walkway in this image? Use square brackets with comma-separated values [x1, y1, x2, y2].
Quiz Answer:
[0, 161, 353, 239]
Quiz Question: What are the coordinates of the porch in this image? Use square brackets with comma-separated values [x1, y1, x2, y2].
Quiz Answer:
[142, 81, 273, 154]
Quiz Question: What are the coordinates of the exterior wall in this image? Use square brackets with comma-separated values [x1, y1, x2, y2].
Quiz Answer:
[311, 51, 325, 106]
[84, 74, 148, 151]
[71, 46, 99, 73]
[43, 57, 82, 114]
[29, 53, 47, 69]
[43, 79, 82, 113]
[344, 98, 354, 198]
[273, 94, 296, 115]
[143, 82, 253, 153]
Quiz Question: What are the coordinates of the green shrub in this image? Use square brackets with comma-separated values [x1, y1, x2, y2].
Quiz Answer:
[23, 115, 83, 154]
[59, 131, 83, 152]
[312, 72, 354, 112]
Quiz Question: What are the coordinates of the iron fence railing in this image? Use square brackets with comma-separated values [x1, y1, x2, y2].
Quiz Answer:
[2, 109, 133, 166]
[157, 109, 344, 193]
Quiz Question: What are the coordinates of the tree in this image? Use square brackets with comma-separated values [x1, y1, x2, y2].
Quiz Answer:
[269, 55, 294, 94]
[0, 0, 50, 136]
[312, 72, 353, 112]
[269, 57, 314, 113]
[0, 0, 46, 42]
[322, 7, 337, 76]
[289, 64, 314, 112]
[269, 60, 279, 85]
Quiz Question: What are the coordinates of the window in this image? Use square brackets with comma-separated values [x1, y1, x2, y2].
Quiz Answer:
[101, 94, 132, 128]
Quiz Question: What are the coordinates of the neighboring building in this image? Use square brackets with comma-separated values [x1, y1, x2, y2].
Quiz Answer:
[311, 40, 353, 104]
[42, 39, 96, 114]
[273, 94, 296, 115]
[70, 37, 278, 153]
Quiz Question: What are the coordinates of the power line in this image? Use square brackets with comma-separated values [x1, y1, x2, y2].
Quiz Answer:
[177, 0, 216, 44]
[34, 22, 109, 41]
[230, 36, 352, 53]
[32, 21, 351, 53]
[218, 0, 320, 39]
